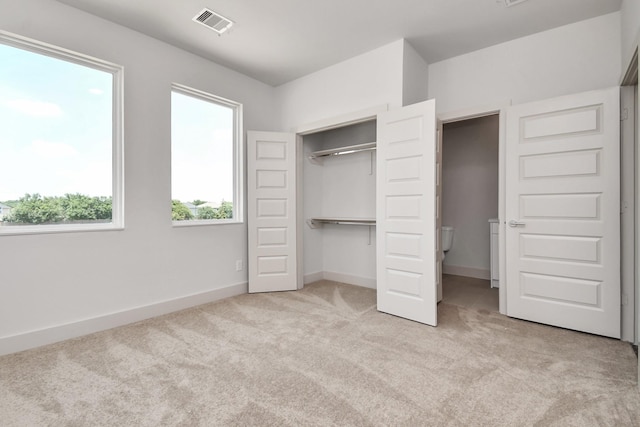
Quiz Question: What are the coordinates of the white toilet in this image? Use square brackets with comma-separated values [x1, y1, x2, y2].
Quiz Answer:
[441, 226, 454, 260]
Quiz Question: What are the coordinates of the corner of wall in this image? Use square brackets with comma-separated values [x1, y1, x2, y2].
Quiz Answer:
[274, 40, 405, 130]
[402, 40, 429, 106]
[621, 0, 640, 74]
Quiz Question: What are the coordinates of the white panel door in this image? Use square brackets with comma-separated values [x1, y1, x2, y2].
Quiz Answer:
[505, 87, 620, 338]
[247, 131, 298, 293]
[376, 100, 438, 325]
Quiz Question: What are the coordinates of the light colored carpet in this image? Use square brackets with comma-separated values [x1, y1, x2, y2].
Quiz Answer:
[1, 280, 638, 426]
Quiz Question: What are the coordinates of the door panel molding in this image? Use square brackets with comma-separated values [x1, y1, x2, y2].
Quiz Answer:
[505, 87, 620, 338]
[248, 131, 298, 293]
[377, 100, 438, 325]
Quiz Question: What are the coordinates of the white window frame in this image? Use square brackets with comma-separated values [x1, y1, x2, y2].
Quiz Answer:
[0, 31, 124, 236]
[171, 83, 244, 226]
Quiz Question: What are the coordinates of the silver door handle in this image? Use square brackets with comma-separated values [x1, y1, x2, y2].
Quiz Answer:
[508, 220, 525, 227]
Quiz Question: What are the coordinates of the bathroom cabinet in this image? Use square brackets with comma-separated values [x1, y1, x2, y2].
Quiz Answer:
[489, 219, 499, 288]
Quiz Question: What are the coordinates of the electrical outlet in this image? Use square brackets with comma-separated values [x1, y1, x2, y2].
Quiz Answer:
[235, 260, 243, 271]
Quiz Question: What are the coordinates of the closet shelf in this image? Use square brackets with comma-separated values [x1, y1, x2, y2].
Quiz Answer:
[307, 217, 376, 229]
[308, 142, 376, 160]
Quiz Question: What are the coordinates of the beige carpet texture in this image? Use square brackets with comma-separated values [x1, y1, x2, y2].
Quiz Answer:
[1, 280, 639, 426]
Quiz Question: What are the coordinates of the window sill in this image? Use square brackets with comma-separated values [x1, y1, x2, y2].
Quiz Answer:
[172, 219, 243, 228]
[0, 222, 124, 237]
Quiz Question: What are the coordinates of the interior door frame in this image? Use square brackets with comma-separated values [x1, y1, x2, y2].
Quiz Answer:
[438, 101, 509, 314]
[620, 43, 638, 347]
[292, 104, 389, 288]
[620, 36, 639, 384]
[621, 84, 637, 343]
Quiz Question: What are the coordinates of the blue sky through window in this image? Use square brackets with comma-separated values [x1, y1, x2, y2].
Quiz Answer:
[0, 43, 112, 201]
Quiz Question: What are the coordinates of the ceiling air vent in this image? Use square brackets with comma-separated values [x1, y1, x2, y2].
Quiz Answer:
[503, 0, 529, 6]
[193, 8, 234, 35]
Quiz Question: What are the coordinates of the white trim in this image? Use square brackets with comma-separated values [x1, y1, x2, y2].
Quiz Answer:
[497, 109, 507, 315]
[442, 264, 491, 280]
[170, 84, 244, 224]
[636, 83, 639, 346]
[171, 83, 241, 110]
[0, 282, 247, 356]
[235, 100, 244, 223]
[323, 271, 376, 289]
[296, 135, 304, 290]
[294, 104, 388, 135]
[634, 67, 639, 387]
[0, 30, 122, 74]
[172, 218, 242, 227]
[303, 271, 376, 289]
[303, 271, 324, 285]
[112, 52, 125, 231]
[621, 86, 636, 343]
[438, 101, 510, 124]
[0, 223, 124, 237]
[0, 30, 125, 235]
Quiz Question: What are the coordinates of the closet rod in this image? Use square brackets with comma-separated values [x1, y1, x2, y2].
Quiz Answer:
[309, 142, 376, 160]
[307, 217, 376, 228]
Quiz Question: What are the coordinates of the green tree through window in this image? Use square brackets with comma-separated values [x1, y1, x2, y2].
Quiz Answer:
[0, 33, 123, 232]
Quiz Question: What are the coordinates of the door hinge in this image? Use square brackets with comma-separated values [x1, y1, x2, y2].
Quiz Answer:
[622, 294, 629, 306]
[621, 108, 629, 121]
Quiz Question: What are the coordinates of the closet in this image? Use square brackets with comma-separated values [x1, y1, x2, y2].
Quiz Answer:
[247, 100, 440, 326]
[303, 121, 377, 289]
[248, 87, 625, 338]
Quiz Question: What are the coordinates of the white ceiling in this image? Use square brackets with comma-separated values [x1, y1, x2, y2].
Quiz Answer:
[54, 0, 622, 86]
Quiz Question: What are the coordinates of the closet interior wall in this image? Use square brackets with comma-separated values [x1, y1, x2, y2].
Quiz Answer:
[302, 121, 378, 287]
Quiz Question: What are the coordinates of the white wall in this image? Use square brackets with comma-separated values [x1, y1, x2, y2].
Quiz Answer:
[441, 116, 499, 278]
[429, 12, 622, 113]
[275, 40, 404, 131]
[276, 40, 409, 288]
[402, 40, 429, 106]
[0, 0, 277, 354]
[3, 1, 628, 355]
[621, 0, 640, 71]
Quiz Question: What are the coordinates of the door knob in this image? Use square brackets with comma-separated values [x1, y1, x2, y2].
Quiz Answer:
[508, 220, 525, 227]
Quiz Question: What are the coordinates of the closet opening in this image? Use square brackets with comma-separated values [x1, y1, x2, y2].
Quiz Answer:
[440, 114, 500, 312]
[301, 120, 378, 289]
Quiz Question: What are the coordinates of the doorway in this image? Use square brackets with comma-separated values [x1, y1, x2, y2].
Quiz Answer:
[440, 114, 500, 312]
[620, 47, 638, 346]
[438, 104, 508, 314]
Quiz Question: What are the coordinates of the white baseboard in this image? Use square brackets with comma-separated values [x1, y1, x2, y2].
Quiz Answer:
[322, 271, 377, 289]
[303, 271, 324, 285]
[443, 264, 490, 280]
[0, 282, 247, 357]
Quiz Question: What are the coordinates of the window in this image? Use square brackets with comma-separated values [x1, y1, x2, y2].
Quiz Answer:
[171, 84, 242, 224]
[0, 32, 123, 234]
